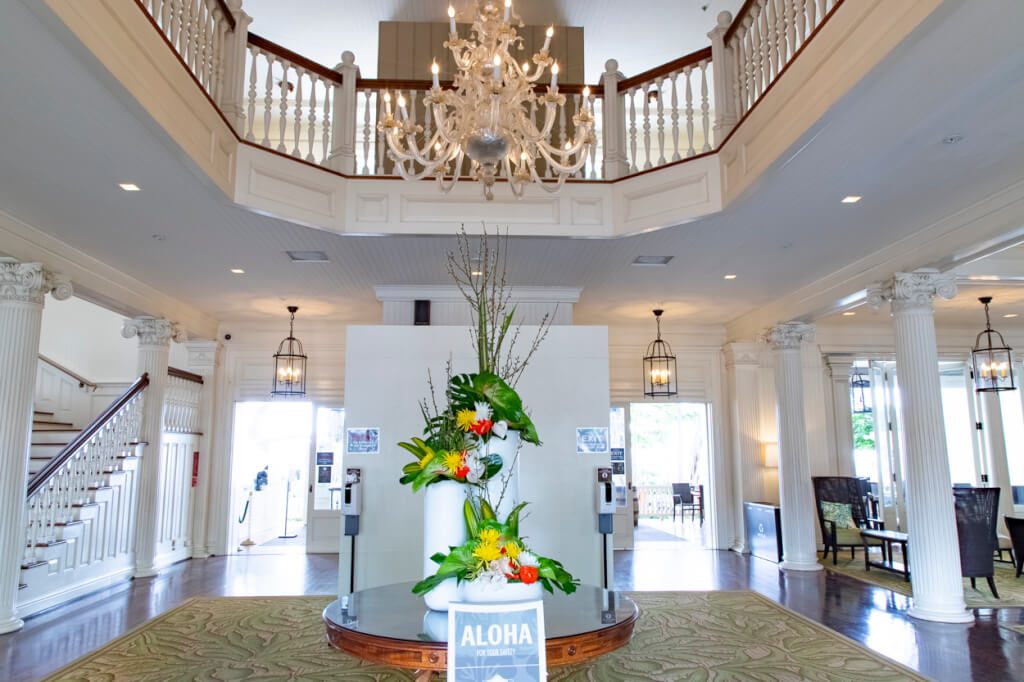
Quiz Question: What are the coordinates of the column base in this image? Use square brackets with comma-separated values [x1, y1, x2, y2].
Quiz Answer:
[0, 615, 25, 634]
[729, 539, 747, 554]
[133, 566, 158, 579]
[907, 604, 974, 624]
[780, 559, 823, 572]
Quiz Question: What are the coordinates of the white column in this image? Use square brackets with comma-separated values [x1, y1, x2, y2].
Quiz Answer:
[600, 59, 629, 179]
[707, 11, 738, 143]
[217, 0, 253, 133]
[0, 261, 72, 634]
[724, 343, 766, 552]
[122, 317, 184, 577]
[184, 340, 221, 559]
[826, 356, 857, 477]
[867, 271, 971, 623]
[978, 391, 1015, 528]
[765, 322, 822, 572]
[327, 51, 359, 174]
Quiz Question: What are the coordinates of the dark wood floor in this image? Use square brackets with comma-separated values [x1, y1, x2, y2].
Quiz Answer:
[1, 535, 1022, 681]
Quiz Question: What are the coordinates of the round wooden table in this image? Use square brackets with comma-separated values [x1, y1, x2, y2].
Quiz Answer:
[323, 582, 638, 680]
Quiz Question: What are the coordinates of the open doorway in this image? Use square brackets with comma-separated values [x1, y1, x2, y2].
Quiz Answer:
[230, 401, 312, 554]
[629, 402, 711, 547]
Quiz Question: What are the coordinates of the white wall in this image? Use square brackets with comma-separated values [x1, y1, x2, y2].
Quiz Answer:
[39, 296, 138, 382]
[340, 325, 610, 592]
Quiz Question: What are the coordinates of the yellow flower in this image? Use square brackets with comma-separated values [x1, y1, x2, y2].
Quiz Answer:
[442, 451, 464, 474]
[473, 541, 502, 563]
[456, 408, 476, 432]
[504, 541, 522, 561]
[478, 528, 501, 545]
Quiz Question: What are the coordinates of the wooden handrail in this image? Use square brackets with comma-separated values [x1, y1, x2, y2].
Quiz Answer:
[38, 354, 98, 391]
[723, 0, 760, 44]
[168, 366, 204, 384]
[213, 0, 236, 31]
[355, 77, 603, 97]
[247, 33, 344, 84]
[27, 374, 150, 497]
[618, 46, 713, 92]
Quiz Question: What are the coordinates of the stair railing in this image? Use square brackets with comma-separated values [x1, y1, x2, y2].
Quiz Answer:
[24, 374, 149, 560]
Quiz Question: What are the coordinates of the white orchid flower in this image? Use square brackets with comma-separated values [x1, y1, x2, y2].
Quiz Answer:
[491, 420, 509, 438]
[466, 455, 485, 484]
[474, 401, 492, 421]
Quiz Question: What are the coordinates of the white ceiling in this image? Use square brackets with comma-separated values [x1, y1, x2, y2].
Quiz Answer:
[243, 0, 745, 80]
[2, 0, 1023, 335]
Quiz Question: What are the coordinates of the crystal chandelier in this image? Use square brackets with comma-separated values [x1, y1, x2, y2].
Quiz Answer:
[377, 0, 595, 200]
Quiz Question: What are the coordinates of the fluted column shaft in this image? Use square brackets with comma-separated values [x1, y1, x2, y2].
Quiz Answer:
[183, 340, 220, 559]
[123, 317, 183, 577]
[827, 357, 857, 477]
[0, 262, 71, 634]
[869, 271, 971, 623]
[725, 344, 766, 552]
[766, 322, 822, 571]
[979, 391, 1015, 529]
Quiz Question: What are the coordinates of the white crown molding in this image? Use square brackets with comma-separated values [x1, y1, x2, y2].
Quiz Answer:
[374, 285, 582, 303]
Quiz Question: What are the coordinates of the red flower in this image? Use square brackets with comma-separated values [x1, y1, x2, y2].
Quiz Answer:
[455, 466, 470, 478]
[470, 419, 493, 436]
[519, 565, 538, 584]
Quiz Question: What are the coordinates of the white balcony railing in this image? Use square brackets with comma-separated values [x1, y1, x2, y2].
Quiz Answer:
[137, 0, 845, 182]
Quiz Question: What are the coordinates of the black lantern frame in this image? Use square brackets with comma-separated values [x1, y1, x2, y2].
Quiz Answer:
[971, 296, 1015, 393]
[643, 309, 677, 398]
[850, 366, 872, 414]
[272, 305, 308, 397]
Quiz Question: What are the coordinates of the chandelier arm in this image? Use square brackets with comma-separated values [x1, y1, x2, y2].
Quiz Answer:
[536, 143, 588, 175]
[502, 156, 527, 198]
[436, 150, 467, 193]
[526, 165, 569, 193]
[390, 154, 437, 182]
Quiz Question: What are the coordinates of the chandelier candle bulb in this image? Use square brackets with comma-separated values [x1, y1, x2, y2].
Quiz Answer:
[448, 5, 456, 33]
[543, 26, 553, 52]
[551, 62, 558, 89]
[397, 94, 407, 119]
[504, 0, 510, 22]
[431, 61, 440, 89]
[383, 91, 392, 116]
[493, 55, 501, 81]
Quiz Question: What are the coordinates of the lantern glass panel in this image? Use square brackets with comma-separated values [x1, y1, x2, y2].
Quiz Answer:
[272, 335, 307, 396]
[643, 339, 677, 398]
[972, 340, 1015, 392]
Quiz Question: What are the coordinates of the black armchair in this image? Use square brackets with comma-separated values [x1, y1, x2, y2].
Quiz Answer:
[672, 483, 700, 523]
[812, 476, 884, 564]
[1004, 516, 1024, 578]
[953, 487, 1000, 598]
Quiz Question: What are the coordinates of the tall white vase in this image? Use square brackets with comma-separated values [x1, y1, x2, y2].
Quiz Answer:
[483, 430, 521, 520]
[423, 480, 467, 611]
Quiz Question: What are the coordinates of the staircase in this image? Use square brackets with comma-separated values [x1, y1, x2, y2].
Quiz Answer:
[29, 409, 80, 478]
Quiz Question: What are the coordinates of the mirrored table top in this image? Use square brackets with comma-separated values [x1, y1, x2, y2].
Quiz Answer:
[323, 582, 637, 643]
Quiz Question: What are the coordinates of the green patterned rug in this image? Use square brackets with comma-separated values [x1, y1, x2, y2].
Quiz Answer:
[820, 551, 1024, 607]
[44, 592, 924, 681]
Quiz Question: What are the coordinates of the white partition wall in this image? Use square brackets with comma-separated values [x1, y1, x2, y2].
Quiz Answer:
[340, 325, 610, 593]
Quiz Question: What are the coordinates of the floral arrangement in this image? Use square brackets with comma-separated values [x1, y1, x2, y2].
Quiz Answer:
[413, 499, 578, 596]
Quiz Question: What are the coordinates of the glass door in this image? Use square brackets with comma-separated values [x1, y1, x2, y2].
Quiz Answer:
[868, 362, 907, 530]
[306, 405, 345, 553]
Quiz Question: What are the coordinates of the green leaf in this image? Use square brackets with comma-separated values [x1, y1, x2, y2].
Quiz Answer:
[504, 502, 528, 538]
[463, 499, 479, 538]
[479, 498, 496, 521]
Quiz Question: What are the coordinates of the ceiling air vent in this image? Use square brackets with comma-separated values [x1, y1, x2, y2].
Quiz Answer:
[632, 255, 674, 266]
[286, 250, 330, 263]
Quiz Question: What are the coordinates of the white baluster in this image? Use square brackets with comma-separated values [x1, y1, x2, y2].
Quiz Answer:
[571, 94, 581, 177]
[655, 77, 666, 166]
[179, 0, 192, 65]
[763, 0, 776, 84]
[743, 17, 755, 108]
[361, 91, 372, 174]
[807, 0, 817, 28]
[774, 0, 787, 69]
[795, 0, 807, 45]
[684, 65, 695, 157]
[277, 63, 290, 153]
[785, 0, 797, 62]
[306, 76, 318, 162]
[292, 68, 304, 157]
[627, 88, 638, 173]
[700, 60, 711, 152]
[190, 0, 202, 73]
[641, 84, 652, 170]
[244, 48, 257, 142]
[321, 82, 332, 165]
[168, 0, 181, 48]
[670, 72, 681, 161]
[817, 0, 827, 24]
[376, 91, 386, 174]
[262, 52, 273, 146]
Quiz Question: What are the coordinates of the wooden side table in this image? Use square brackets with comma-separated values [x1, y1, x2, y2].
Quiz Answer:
[860, 529, 909, 581]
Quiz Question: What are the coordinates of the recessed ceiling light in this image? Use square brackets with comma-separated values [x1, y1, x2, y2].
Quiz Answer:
[632, 255, 674, 266]
[723, 274, 737, 280]
[842, 311, 856, 316]
[230, 268, 245, 274]
[151, 233, 167, 241]
[286, 250, 330, 263]
[1004, 313, 1018, 319]
[942, 134, 964, 145]
[119, 183, 140, 191]
[841, 195, 862, 204]
[471, 270, 483, 276]
[967, 275, 1000, 281]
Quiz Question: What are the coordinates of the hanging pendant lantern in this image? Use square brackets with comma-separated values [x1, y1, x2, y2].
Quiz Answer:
[643, 309, 677, 398]
[972, 296, 1015, 392]
[272, 305, 307, 397]
[850, 366, 872, 414]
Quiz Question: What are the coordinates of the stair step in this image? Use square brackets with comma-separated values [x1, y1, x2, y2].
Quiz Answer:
[21, 560, 47, 570]
[32, 431, 77, 444]
[32, 425, 76, 431]
[33, 410, 55, 416]
[33, 540, 66, 549]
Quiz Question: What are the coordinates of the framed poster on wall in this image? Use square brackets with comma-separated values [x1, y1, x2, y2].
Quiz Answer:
[576, 427, 610, 453]
[346, 428, 380, 454]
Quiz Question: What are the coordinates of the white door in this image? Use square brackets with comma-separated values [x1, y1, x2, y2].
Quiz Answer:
[306, 405, 345, 553]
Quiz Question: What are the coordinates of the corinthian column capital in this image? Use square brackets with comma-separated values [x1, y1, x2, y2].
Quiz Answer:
[122, 316, 186, 346]
[0, 261, 72, 305]
[763, 322, 815, 351]
[867, 270, 957, 312]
